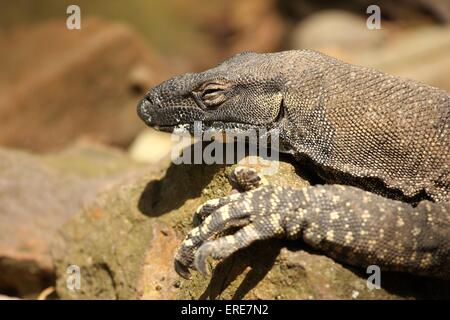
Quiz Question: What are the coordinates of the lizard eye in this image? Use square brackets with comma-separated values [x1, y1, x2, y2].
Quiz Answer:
[199, 82, 229, 108]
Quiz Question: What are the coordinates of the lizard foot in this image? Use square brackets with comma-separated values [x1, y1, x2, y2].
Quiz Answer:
[193, 166, 265, 224]
[176, 183, 450, 279]
[174, 185, 296, 278]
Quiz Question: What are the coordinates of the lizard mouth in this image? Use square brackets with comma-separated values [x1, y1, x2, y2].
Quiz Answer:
[137, 97, 206, 131]
[137, 97, 284, 134]
[156, 120, 260, 134]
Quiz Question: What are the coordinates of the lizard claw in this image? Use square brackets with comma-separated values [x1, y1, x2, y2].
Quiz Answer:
[194, 242, 214, 276]
[174, 259, 192, 279]
[172, 185, 291, 278]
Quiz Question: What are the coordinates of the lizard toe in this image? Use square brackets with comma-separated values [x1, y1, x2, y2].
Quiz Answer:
[193, 219, 284, 276]
[174, 185, 296, 277]
[194, 242, 215, 276]
[229, 166, 264, 191]
[193, 192, 243, 224]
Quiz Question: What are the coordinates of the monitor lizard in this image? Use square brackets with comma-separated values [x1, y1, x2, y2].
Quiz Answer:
[137, 50, 449, 280]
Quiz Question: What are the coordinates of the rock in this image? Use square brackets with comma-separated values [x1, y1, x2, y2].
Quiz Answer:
[0, 18, 172, 152]
[52, 148, 224, 299]
[288, 10, 387, 53]
[128, 129, 175, 164]
[128, 128, 196, 164]
[0, 140, 148, 298]
[201, 0, 285, 60]
[278, 0, 450, 24]
[52, 145, 450, 299]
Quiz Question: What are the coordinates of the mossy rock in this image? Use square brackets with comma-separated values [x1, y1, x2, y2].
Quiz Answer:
[52, 147, 450, 299]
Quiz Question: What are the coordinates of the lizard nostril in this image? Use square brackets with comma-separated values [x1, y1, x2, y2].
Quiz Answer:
[144, 95, 153, 104]
[137, 98, 152, 123]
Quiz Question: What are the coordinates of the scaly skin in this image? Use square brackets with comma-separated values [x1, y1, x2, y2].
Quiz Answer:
[137, 50, 449, 279]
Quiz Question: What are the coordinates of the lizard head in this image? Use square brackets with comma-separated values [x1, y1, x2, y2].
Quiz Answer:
[137, 51, 285, 134]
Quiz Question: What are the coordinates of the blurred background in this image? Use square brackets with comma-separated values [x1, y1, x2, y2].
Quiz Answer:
[1, 0, 449, 159]
[0, 0, 449, 299]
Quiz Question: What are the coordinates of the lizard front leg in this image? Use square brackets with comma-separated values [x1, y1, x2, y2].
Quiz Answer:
[175, 184, 450, 279]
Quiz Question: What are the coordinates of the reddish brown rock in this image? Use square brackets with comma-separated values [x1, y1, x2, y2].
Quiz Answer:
[0, 18, 172, 152]
[201, 0, 285, 61]
[0, 141, 149, 297]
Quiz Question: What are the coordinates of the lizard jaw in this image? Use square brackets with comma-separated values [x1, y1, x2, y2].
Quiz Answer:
[137, 97, 263, 134]
[137, 97, 206, 131]
[138, 97, 283, 136]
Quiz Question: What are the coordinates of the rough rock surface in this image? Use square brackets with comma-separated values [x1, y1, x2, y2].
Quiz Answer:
[52, 145, 450, 299]
[0, 18, 172, 152]
[0, 141, 147, 297]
